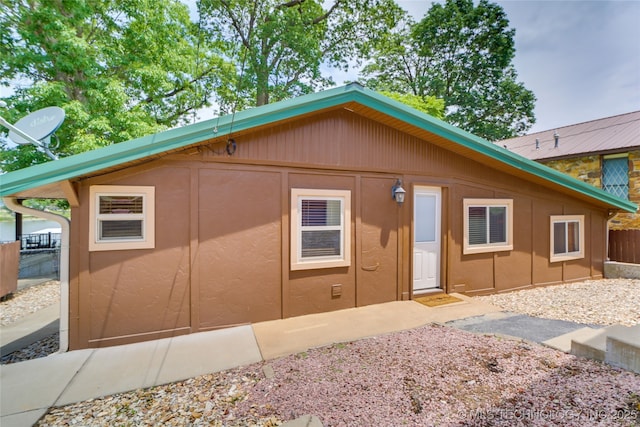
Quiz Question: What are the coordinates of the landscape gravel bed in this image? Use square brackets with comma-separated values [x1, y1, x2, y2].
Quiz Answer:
[474, 279, 640, 326]
[5, 278, 640, 425]
[0, 280, 60, 325]
[37, 325, 640, 426]
[0, 333, 59, 364]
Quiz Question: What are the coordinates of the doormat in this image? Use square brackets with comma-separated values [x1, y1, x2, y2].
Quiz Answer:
[414, 294, 463, 307]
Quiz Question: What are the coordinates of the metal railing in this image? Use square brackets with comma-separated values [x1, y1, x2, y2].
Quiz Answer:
[17, 233, 61, 250]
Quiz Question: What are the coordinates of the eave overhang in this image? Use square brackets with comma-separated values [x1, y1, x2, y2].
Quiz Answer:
[1, 84, 636, 214]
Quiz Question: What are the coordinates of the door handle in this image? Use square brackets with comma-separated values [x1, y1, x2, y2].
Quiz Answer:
[361, 262, 379, 271]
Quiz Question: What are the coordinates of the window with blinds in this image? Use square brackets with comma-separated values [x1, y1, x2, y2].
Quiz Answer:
[463, 199, 513, 254]
[300, 199, 342, 258]
[89, 186, 155, 251]
[291, 189, 351, 270]
[550, 215, 584, 262]
[98, 196, 145, 240]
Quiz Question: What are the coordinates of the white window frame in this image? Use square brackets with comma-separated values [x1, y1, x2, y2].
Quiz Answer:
[463, 198, 513, 255]
[291, 188, 351, 271]
[89, 185, 155, 251]
[550, 215, 584, 262]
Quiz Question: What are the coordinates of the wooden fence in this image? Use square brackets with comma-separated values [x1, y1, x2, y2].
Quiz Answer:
[1, 241, 19, 298]
[609, 229, 640, 264]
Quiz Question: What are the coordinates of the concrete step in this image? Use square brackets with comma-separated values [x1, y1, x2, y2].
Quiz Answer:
[542, 327, 598, 353]
[569, 324, 640, 373]
[570, 328, 609, 361]
[604, 324, 640, 374]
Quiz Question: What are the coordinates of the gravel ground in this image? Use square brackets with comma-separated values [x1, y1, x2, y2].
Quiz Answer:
[474, 279, 640, 327]
[0, 280, 60, 325]
[0, 280, 61, 365]
[0, 333, 59, 364]
[3, 279, 640, 426]
[36, 325, 640, 427]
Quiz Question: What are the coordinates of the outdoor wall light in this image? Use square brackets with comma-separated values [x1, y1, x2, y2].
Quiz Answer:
[392, 179, 406, 205]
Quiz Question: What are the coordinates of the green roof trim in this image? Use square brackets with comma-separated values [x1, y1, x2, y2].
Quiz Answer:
[1, 84, 636, 213]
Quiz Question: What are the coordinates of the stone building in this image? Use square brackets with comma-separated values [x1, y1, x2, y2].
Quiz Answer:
[501, 111, 640, 230]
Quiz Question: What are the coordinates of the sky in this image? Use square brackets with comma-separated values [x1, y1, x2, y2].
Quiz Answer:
[176, 0, 640, 134]
[2, 1, 639, 137]
[377, 0, 640, 133]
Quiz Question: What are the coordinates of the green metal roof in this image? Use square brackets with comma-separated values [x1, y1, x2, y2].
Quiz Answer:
[1, 84, 636, 213]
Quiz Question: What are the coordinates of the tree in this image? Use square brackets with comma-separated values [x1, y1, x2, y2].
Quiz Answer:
[379, 91, 444, 119]
[198, 0, 405, 109]
[0, 0, 232, 171]
[361, 0, 536, 140]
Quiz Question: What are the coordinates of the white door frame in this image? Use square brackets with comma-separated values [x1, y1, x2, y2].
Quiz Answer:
[412, 186, 441, 294]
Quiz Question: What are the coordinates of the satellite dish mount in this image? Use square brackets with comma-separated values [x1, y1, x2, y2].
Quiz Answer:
[0, 106, 65, 160]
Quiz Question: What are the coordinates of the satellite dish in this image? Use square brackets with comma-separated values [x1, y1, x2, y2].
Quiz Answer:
[8, 106, 65, 146]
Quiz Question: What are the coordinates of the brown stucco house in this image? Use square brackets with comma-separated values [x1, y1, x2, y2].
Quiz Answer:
[1, 84, 636, 350]
[500, 111, 640, 230]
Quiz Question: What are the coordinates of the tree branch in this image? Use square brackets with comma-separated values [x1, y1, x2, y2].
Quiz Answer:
[275, 0, 307, 9]
[141, 65, 219, 104]
[310, 0, 343, 24]
[220, 0, 251, 49]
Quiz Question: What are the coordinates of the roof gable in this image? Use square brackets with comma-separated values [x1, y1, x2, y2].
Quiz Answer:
[1, 84, 636, 213]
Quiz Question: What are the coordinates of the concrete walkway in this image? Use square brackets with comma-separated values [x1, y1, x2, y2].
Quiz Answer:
[0, 294, 511, 426]
[0, 303, 59, 357]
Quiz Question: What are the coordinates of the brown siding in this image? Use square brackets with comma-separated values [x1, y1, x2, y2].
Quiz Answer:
[494, 195, 533, 291]
[357, 176, 399, 306]
[532, 203, 563, 285]
[197, 168, 282, 329]
[73, 167, 192, 347]
[286, 173, 356, 317]
[67, 108, 611, 349]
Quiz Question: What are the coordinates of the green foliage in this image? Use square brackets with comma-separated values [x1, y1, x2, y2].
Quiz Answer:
[1, 0, 535, 176]
[199, 0, 404, 108]
[379, 91, 444, 119]
[0, 199, 69, 222]
[362, 0, 536, 140]
[0, 0, 233, 171]
[0, 205, 14, 222]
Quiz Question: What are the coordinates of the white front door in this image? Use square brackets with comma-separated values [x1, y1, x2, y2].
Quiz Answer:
[413, 186, 441, 293]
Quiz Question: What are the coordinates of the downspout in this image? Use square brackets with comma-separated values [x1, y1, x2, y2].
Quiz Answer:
[3, 197, 70, 353]
[605, 210, 618, 261]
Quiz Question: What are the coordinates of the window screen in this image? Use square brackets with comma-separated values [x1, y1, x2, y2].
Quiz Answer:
[291, 189, 351, 270]
[463, 199, 513, 255]
[467, 206, 507, 245]
[550, 215, 584, 262]
[300, 199, 342, 258]
[100, 220, 143, 240]
[99, 196, 144, 214]
[89, 186, 155, 251]
[553, 220, 580, 255]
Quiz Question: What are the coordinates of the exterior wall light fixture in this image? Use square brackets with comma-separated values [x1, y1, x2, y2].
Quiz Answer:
[392, 179, 406, 205]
